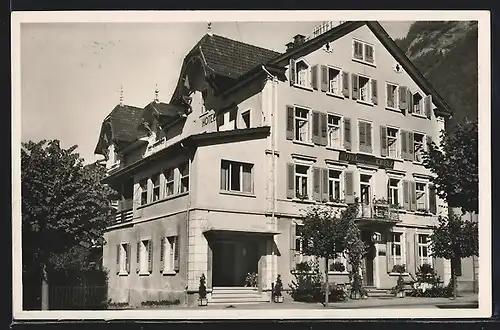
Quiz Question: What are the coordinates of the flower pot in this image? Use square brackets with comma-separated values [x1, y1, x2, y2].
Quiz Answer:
[397, 291, 405, 298]
[198, 298, 208, 306]
[274, 295, 284, 303]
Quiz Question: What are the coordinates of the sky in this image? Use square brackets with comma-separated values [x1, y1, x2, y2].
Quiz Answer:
[20, 20, 413, 164]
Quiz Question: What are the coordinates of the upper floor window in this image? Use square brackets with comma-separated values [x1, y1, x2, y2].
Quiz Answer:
[417, 234, 432, 267]
[412, 92, 424, 115]
[388, 178, 400, 207]
[220, 160, 254, 193]
[160, 235, 179, 274]
[327, 67, 342, 96]
[416, 182, 428, 212]
[140, 179, 148, 206]
[137, 239, 153, 275]
[387, 127, 399, 159]
[353, 40, 375, 64]
[358, 120, 373, 154]
[295, 164, 310, 199]
[386, 83, 399, 109]
[164, 168, 175, 197]
[296, 60, 310, 87]
[295, 107, 310, 143]
[179, 162, 189, 194]
[152, 173, 161, 202]
[328, 169, 342, 202]
[116, 243, 131, 275]
[327, 114, 342, 148]
[413, 133, 425, 163]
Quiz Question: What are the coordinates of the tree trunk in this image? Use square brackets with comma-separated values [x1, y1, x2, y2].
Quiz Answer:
[450, 257, 458, 300]
[41, 263, 49, 310]
[324, 257, 329, 307]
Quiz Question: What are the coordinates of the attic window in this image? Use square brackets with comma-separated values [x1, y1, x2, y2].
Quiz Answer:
[353, 39, 375, 65]
[296, 60, 310, 87]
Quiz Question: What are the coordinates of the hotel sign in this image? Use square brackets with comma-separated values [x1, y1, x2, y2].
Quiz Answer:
[339, 151, 395, 169]
[201, 111, 217, 127]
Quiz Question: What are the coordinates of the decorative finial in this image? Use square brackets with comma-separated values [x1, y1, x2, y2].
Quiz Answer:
[154, 84, 159, 103]
[207, 22, 212, 35]
[119, 85, 123, 106]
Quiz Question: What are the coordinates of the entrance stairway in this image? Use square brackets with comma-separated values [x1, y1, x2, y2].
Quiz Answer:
[364, 287, 394, 298]
[209, 287, 270, 305]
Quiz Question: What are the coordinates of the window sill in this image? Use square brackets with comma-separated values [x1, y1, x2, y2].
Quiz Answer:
[220, 190, 256, 198]
[291, 198, 316, 204]
[292, 140, 314, 147]
[357, 100, 374, 107]
[326, 92, 345, 100]
[384, 156, 403, 163]
[293, 84, 314, 92]
[326, 146, 345, 152]
[412, 113, 428, 119]
[328, 271, 349, 275]
[138, 271, 151, 276]
[415, 211, 433, 216]
[118, 272, 129, 276]
[357, 151, 374, 157]
[162, 271, 177, 276]
[389, 272, 410, 276]
[137, 191, 189, 210]
[352, 58, 376, 67]
[385, 106, 402, 113]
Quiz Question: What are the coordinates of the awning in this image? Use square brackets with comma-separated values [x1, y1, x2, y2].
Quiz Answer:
[203, 227, 281, 238]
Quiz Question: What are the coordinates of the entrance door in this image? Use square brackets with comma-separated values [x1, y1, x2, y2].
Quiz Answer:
[361, 231, 375, 287]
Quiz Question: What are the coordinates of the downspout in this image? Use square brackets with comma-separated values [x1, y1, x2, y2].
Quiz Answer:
[180, 142, 192, 303]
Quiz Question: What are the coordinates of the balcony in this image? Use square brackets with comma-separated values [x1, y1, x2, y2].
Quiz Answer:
[113, 208, 133, 225]
[355, 200, 401, 224]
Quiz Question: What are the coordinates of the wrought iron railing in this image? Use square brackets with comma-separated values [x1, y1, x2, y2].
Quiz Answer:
[356, 202, 400, 222]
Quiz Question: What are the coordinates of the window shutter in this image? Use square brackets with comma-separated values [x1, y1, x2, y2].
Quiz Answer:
[343, 117, 352, 150]
[387, 237, 394, 273]
[354, 41, 363, 59]
[116, 244, 121, 274]
[359, 122, 366, 152]
[290, 222, 296, 270]
[401, 131, 408, 160]
[319, 112, 328, 146]
[148, 240, 153, 272]
[410, 181, 417, 212]
[322, 168, 329, 202]
[426, 135, 433, 151]
[126, 244, 131, 273]
[403, 180, 410, 211]
[136, 241, 141, 273]
[425, 95, 432, 119]
[365, 44, 373, 62]
[286, 105, 294, 140]
[351, 74, 359, 100]
[380, 126, 387, 157]
[174, 236, 180, 271]
[429, 184, 437, 214]
[407, 89, 413, 114]
[289, 59, 296, 86]
[406, 236, 411, 270]
[320, 65, 328, 92]
[408, 132, 414, 161]
[160, 237, 165, 272]
[371, 79, 378, 104]
[313, 167, 321, 201]
[414, 233, 420, 273]
[386, 84, 393, 108]
[399, 86, 407, 110]
[312, 111, 320, 144]
[311, 65, 319, 90]
[287, 163, 295, 199]
[342, 71, 350, 98]
[344, 171, 354, 204]
[220, 162, 227, 191]
[366, 122, 372, 153]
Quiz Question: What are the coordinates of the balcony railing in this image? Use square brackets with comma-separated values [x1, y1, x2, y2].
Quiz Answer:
[113, 209, 133, 225]
[356, 202, 400, 223]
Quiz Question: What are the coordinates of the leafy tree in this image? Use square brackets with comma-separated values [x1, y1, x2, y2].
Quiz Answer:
[429, 214, 478, 299]
[21, 139, 117, 310]
[300, 202, 365, 306]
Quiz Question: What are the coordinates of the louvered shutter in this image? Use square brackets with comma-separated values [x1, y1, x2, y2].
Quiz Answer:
[342, 71, 350, 98]
[312, 111, 320, 144]
[403, 180, 410, 210]
[322, 168, 329, 202]
[344, 118, 352, 150]
[289, 59, 296, 86]
[126, 244, 131, 273]
[313, 167, 321, 201]
[405, 236, 411, 271]
[407, 89, 413, 114]
[401, 131, 408, 160]
[408, 132, 414, 161]
[136, 241, 141, 273]
[319, 113, 328, 146]
[286, 105, 294, 140]
[311, 65, 319, 90]
[380, 126, 387, 157]
[429, 184, 437, 214]
[148, 239, 153, 272]
[290, 222, 296, 269]
[425, 95, 432, 119]
[414, 233, 420, 273]
[371, 79, 378, 104]
[116, 244, 120, 274]
[351, 74, 359, 100]
[387, 234, 394, 273]
[366, 122, 372, 153]
[287, 163, 295, 199]
[174, 236, 180, 271]
[160, 237, 165, 272]
[410, 181, 417, 212]
[320, 65, 328, 92]
[344, 171, 354, 204]
[359, 121, 366, 152]
[399, 86, 407, 110]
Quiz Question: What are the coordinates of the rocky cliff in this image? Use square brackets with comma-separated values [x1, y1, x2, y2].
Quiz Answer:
[395, 21, 478, 131]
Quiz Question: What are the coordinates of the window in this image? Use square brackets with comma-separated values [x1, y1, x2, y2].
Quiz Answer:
[329, 252, 348, 273]
[413, 133, 425, 162]
[295, 60, 310, 87]
[327, 67, 342, 96]
[117, 243, 130, 274]
[221, 160, 253, 193]
[416, 182, 427, 211]
[161, 236, 177, 273]
[360, 174, 371, 205]
[418, 234, 432, 267]
[295, 164, 310, 199]
[358, 76, 371, 102]
[358, 121, 373, 153]
[179, 163, 189, 193]
[140, 179, 148, 206]
[294, 224, 310, 264]
[138, 239, 152, 274]
[413, 93, 423, 115]
[164, 168, 174, 197]
[327, 114, 342, 148]
[353, 40, 375, 64]
[242, 110, 250, 128]
[152, 173, 160, 202]
[386, 83, 398, 109]
[387, 127, 399, 158]
[390, 232, 404, 268]
[294, 107, 310, 142]
[328, 170, 342, 202]
[388, 178, 400, 207]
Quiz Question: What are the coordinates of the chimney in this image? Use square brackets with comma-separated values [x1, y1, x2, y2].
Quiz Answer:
[293, 34, 306, 46]
[286, 42, 295, 52]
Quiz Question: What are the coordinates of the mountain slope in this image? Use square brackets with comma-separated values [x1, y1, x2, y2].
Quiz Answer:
[395, 21, 478, 131]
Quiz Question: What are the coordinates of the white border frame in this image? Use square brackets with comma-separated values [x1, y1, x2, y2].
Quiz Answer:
[12, 10, 491, 320]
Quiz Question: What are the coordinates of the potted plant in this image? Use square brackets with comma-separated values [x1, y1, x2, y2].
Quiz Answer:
[273, 275, 284, 303]
[390, 273, 406, 298]
[198, 273, 208, 306]
[245, 272, 258, 287]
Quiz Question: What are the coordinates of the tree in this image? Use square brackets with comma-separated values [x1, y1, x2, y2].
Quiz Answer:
[429, 214, 478, 299]
[300, 202, 365, 306]
[21, 139, 117, 310]
[423, 120, 479, 299]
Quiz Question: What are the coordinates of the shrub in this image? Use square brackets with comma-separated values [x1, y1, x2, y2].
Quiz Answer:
[406, 265, 453, 298]
[199, 274, 207, 299]
[391, 264, 406, 274]
[273, 275, 283, 297]
[329, 261, 346, 273]
[244, 272, 258, 287]
[141, 299, 181, 307]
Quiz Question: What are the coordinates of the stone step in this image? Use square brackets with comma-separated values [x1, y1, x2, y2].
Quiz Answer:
[212, 288, 259, 295]
[208, 295, 270, 305]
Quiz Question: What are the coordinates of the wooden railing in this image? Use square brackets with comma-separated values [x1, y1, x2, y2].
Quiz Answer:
[114, 209, 133, 224]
